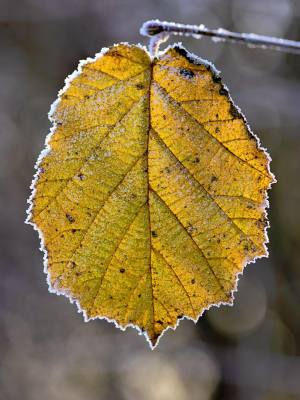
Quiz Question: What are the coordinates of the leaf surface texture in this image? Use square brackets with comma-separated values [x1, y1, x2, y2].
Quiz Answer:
[28, 44, 274, 347]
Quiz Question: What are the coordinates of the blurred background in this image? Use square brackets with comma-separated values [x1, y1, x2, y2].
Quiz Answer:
[1, 0, 300, 399]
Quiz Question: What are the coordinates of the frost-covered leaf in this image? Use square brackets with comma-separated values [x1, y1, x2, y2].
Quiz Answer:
[27, 43, 274, 348]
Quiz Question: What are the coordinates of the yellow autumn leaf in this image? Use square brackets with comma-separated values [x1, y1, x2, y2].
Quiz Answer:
[27, 43, 274, 348]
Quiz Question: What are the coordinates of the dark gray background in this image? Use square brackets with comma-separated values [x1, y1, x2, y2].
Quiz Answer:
[1, 0, 300, 399]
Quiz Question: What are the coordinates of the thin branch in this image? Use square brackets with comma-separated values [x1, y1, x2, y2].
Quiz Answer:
[140, 19, 300, 55]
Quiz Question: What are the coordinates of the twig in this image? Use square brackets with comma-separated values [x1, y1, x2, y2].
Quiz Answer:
[140, 19, 300, 55]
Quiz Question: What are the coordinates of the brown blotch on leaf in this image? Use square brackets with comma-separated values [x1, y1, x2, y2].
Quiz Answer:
[230, 103, 242, 119]
[179, 68, 195, 79]
[219, 87, 228, 96]
[212, 74, 221, 83]
[66, 213, 75, 223]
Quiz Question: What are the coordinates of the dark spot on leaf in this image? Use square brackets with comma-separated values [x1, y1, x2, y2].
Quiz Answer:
[219, 87, 228, 96]
[70, 262, 76, 268]
[136, 83, 144, 90]
[72, 229, 77, 233]
[210, 175, 218, 183]
[212, 75, 221, 83]
[187, 223, 197, 234]
[78, 173, 84, 180]
[66, 213, 75, 223]
[138, 294, 141, 298]
[179, 68, 195, 79]
[119, 268, 125, 273]
[151, 231, 158, 238]
[215, 127, 220, 134]
[193, 157, 200, 163]
[177, 314, 183, 319]
[84, 94, 90, 99]
[230, 103, 241, 119]
[156, 320, 163, 325]
[162, 114, 167, 120]
[191, 278, 195, 284]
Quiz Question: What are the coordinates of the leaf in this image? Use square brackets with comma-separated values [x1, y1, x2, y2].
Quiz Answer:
[27, 43, 274, 348]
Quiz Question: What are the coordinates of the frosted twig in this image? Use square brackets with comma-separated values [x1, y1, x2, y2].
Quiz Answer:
[140, 20, 300, 55]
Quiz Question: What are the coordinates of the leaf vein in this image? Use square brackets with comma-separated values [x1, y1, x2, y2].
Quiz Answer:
[155, 82, 269, 178]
